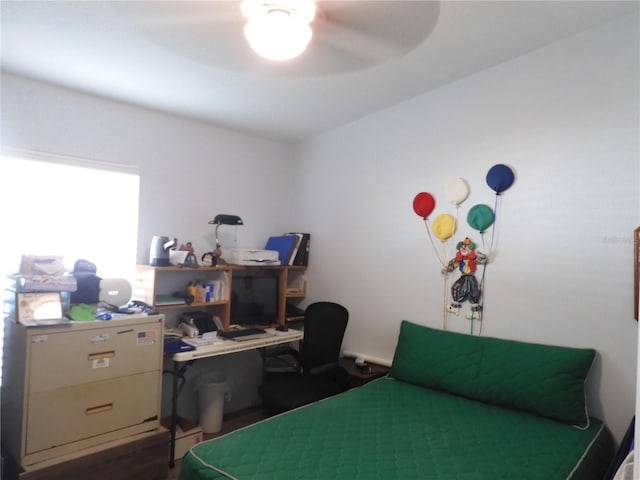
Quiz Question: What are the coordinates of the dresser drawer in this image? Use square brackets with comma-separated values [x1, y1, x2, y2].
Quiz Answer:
[28, 321, 161, 391]
[25, 371, 160, 455]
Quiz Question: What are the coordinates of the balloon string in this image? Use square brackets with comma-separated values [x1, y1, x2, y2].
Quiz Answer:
[477, 262, 488, 336]
[454, 205, 460, 233]
[442, 239, 450, 269]
[480, 232, 488, 254]
[486, 194, 502, 257]
[451, 207, 458, 243]
[442, 274, 448, 330]
[424, 219, 446, 267]
[493, 194, 503, 253]
[425, 218, 451, 330]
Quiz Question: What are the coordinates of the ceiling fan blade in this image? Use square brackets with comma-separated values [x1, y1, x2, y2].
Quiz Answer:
[111, 1, 242, 31]
[311, 1, 439, 66]
[312, 19, 405, 64]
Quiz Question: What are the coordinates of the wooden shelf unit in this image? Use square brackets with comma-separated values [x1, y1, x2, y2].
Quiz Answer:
[134, 264, 306, 330]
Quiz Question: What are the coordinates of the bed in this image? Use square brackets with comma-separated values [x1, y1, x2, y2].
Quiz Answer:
[179, 320, 615, 480]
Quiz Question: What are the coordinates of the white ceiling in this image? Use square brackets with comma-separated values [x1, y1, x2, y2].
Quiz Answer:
[2, 1, 638, 144]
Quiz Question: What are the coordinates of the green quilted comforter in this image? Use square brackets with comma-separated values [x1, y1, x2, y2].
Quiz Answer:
[179, 377, 614, 480]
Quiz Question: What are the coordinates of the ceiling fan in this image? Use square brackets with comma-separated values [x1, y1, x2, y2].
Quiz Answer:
[110, 1, 440, 76]
[240, 0, 317, 61]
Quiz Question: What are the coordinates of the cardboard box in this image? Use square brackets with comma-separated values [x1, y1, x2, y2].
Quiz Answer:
[161, 417, 203, 462]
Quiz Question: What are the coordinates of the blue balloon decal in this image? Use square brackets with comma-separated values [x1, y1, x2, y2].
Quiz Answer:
[486, 164, 515, 194]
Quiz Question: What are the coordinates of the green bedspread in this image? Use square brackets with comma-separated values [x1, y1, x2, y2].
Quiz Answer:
[179, 377, 614, 480]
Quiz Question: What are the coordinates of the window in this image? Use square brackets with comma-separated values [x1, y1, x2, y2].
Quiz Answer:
[0, 150, 140, 382]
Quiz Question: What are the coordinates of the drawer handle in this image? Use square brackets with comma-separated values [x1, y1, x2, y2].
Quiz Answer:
[88, 350, 115, 361]
[85, 403, 113, 415]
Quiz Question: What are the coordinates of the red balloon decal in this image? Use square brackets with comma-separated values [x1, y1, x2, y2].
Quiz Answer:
[413, 192, 435, 219]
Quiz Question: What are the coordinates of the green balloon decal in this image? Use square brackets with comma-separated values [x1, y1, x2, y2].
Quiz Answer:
[467, 204, 494, 233]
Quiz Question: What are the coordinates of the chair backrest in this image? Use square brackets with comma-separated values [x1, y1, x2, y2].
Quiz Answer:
[300, 301, 349, 373]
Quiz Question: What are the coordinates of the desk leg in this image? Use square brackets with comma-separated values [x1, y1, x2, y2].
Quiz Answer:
[169, 360, 179, 468]
[169, 360, 193, 468]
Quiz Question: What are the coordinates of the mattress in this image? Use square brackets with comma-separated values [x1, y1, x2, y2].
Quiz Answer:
[179, 377, 614, 480]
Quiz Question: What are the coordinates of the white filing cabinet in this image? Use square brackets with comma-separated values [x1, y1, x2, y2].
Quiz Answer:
[1, 314, 164, 467]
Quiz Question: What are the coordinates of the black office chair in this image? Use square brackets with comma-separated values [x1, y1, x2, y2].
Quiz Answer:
[258, 301, 350, 415]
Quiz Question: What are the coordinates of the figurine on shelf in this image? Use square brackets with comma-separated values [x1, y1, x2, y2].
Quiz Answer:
[179, 242, 194, 253]
[178, 242, 199, 267]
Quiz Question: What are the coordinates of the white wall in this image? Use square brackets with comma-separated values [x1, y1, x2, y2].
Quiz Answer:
[0, 74, 296, 262]
[1, 12, 638, 442]
[291, 13, 639, 442]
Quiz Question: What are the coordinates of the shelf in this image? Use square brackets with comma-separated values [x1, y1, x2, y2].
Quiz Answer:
[285, 268, 306, 299]
[154, 300, 228, 311]
[137, 265, 230, 273]
[137, 264, 305, 272]
[134, 264, 306, 329]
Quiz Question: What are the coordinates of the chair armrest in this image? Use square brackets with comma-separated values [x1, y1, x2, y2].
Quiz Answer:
[264, 346, 301, 361]
[263, 346, 301, 373]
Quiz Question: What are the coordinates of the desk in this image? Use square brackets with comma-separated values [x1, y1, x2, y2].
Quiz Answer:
[167, 328, 303, 467]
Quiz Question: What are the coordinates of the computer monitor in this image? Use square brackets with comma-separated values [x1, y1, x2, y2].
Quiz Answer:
[230, 272, 279, 325]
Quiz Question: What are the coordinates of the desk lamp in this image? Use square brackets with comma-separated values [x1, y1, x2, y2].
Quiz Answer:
[206, 214, 243, 265]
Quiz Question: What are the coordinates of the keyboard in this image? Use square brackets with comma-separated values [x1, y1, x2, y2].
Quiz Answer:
[218, 327, 274, 341]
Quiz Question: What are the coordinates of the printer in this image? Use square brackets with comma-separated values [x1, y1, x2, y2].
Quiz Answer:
[225, 249, 279, 266]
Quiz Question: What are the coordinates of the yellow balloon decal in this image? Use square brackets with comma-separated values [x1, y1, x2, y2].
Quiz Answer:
[431, 213, 456, 242]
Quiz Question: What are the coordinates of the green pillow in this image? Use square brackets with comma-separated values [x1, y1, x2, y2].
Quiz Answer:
[390, 321, 595, 427]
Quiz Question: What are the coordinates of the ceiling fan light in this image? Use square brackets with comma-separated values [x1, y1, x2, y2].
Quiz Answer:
[241, 0, 316, 23]
[241, 0, 316, 62]
[244, 14, 312, 61]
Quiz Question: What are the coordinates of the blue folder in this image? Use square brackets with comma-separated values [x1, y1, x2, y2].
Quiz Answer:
[164, 337, 196, 354]
[264, 235, 298, 266]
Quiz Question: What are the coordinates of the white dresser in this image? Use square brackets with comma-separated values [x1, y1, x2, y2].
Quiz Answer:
[1, 314, 164, 468]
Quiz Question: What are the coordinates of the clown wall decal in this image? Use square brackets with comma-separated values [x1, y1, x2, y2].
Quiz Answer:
[443, 237, 487, 318]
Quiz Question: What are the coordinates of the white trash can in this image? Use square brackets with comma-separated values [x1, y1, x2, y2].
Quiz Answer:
[196, 371, 232, 434]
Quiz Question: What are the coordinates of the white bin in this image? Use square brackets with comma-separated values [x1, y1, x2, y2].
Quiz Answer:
[196, 372, 232, 434]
